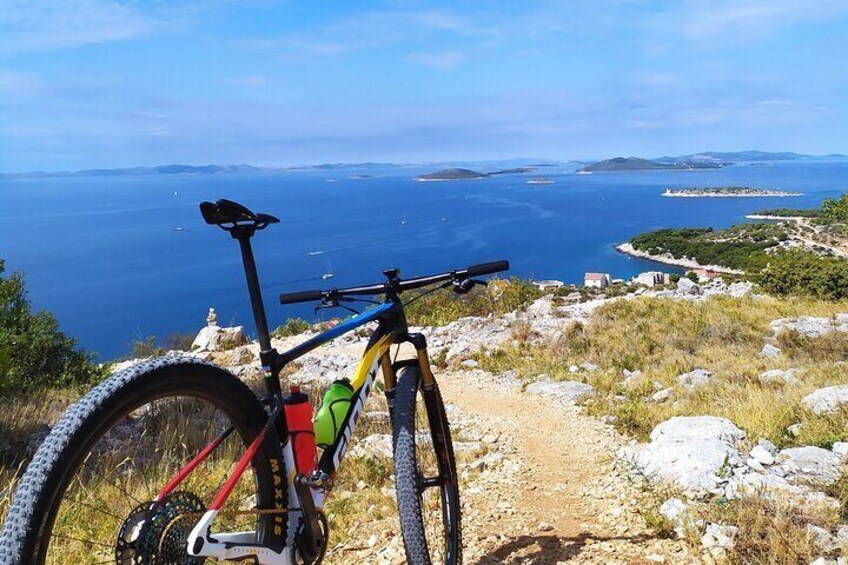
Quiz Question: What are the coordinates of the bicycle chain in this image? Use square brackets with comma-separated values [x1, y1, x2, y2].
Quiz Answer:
[157, 506, 293, 560]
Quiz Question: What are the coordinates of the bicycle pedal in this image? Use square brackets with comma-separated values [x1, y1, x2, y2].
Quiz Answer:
[298, 470, 332, 490]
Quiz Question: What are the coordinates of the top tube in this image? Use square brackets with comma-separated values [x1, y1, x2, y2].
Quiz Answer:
[277, 302, 395, 365]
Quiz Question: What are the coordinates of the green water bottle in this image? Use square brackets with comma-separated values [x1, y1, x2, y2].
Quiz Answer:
[313, 379, 355, 447]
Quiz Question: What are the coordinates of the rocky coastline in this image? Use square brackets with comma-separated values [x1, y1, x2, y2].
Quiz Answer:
[615, 242, 745, 275]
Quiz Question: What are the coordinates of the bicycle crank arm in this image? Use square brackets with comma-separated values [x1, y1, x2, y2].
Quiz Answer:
[188, 510, 294, 564]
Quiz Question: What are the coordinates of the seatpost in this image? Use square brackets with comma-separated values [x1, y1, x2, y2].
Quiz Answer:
[233, 233, 272, 352]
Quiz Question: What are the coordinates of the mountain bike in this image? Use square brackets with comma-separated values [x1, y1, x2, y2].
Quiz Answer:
[0, 198, 509, 565]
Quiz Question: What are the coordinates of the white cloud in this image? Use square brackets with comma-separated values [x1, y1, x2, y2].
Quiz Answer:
[661, 0, 848, 44]
[406, 51, 464, 70]
[0, 0, 161, 53]
[249, 9, 483, 57]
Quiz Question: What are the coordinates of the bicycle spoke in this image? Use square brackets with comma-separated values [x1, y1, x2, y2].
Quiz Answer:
[59, 495, 122, 521]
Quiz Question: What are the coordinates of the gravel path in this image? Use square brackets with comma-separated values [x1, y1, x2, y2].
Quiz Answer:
[330, 367, 696, 564]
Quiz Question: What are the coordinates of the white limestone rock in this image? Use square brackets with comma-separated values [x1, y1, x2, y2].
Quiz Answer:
[652, 388, 675, 403]
[832, 442, 848, 461]
[525, 379, 596, 405]
[760, 343, 782, 358]
[728, 282, 754, 298]
[526, 379, 596, 405]
[804, 385, 848, 415]
[769, 446, 843, 489]
[659, 498, 689, 528]
[770, 315, 848, 338]
[623, 416, 746, 498]
[677, 277, 702, 295]
[758, 368, 799, 386]
[677, 369, 714, 390]
[191, 325, 246, 352]
[749, 444, 775, 466]
[347, 434, 394, 459]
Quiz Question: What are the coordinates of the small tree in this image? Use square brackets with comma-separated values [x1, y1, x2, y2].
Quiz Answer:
[0, 260, 105, 394]
[821, 194, 848, 223]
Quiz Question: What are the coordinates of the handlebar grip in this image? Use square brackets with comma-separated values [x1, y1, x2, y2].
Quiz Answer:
[279, 289, 324, 305]
[465, 260, 509, 277]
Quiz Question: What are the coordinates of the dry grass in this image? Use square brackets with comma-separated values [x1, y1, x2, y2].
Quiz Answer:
[691, 495, 837, 564]
[1, 375, 483, 561]
[477, 295, 848, 447]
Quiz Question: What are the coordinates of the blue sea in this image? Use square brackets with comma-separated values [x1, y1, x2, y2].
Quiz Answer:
[2, 161, 846, 360]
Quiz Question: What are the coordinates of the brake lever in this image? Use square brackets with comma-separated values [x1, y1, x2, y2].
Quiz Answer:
[314, 295, 361, 315]
[452, 278, 487, 294]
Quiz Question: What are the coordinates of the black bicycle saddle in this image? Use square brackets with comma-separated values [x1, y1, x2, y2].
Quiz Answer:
[199, 199, 280, 230]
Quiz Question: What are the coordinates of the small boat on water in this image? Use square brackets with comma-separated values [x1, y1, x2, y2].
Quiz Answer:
[308, 250, 326, 256]
[173, 227, 185, 232]
[322, 258, 335, 280]
[526, 177, 555, 185]
[400, 215, 408, 225]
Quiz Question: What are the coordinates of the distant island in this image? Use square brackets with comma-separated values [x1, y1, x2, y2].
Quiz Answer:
[414, 167, 538, 181]
[415, 168, 489, 181]
[4, 150, 847, 180]
[658, 150, 848, 163]
[662, 187, 803, 198]
[0, 164, 263, 179]
[577, 157, 722, 173]
[489, 167, 535, 175]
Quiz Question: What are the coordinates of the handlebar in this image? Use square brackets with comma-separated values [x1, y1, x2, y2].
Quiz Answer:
[278, 260, 509, 305]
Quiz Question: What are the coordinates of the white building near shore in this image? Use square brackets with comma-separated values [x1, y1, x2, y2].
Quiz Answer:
[635, 271, 670, 287]
[584, 272, 611, 288]
[532, 279, 564, 292]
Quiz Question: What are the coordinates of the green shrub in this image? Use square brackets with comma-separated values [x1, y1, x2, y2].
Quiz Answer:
[0, 260, 106, 394]
[405, 277, 540, 327]
[756, 250, 848, 300]
[162, 332, 196, 351]
[129, 335, 163, 359]
[272, 317, 311, 338]
[753, 207, 823, 218]
[822, 194, 848, 223]
[630, 227, 773, 271]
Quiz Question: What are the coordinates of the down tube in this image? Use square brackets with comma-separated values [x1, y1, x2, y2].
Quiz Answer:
[313, 330, 393, 505]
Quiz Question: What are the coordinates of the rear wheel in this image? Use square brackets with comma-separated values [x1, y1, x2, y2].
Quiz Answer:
[0, 356, 286, 565]
[392, 365, 462, 565]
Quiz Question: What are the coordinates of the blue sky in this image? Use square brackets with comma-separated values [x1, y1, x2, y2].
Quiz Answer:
[1, 0, 847, 171]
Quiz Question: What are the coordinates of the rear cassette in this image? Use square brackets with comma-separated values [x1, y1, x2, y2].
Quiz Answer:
[115, 491, 205, 565]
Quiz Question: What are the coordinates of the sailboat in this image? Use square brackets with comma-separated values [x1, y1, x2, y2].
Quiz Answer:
[322, 258, 334, 280]
[400, 215, 408, 225]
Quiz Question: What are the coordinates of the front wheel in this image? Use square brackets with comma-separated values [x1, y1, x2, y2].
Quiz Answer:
[392, 364, 462, 565]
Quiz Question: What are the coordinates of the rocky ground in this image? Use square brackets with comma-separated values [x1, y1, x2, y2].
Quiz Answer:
[106, 276, 848, 563]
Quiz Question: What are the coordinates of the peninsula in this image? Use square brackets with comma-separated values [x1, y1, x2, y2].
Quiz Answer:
[663, 187, 803, 198]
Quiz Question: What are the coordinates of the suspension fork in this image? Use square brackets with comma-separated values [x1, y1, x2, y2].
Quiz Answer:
[397, 334, 454, 485]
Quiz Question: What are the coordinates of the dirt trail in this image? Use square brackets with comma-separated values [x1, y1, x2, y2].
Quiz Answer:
[436, 370, 695, 564]
[327, 363, 696, 564]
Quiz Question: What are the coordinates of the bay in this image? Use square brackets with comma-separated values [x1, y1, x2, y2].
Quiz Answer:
[1, 161, 845, 359]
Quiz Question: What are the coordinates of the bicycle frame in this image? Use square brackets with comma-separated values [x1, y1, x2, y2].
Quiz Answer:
[158, 223, 434, 564]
